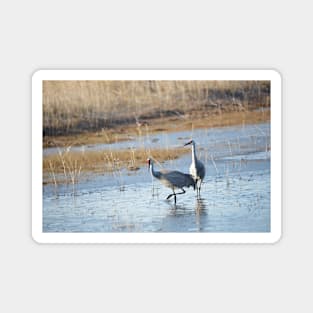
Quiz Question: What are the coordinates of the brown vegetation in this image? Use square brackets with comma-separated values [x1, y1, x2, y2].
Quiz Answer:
[43, 80, 270, 137]
[43, 147, 189, 185]
[44, 109, 270, 148]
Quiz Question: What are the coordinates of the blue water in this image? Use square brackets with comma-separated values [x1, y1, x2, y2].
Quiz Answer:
[43, 122, 270, 157]
[43, 122, 271, 233]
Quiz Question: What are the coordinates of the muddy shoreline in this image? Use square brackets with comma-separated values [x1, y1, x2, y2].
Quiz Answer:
[43, 109, 270, 148]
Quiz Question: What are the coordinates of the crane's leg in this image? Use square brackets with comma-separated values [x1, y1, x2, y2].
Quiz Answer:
[196, 182, 199, 198]
[194, 179, 199, 197]
[166, 189, 177, 203]
[172, 188, 186, 203]
[198, 180, 202, 198]
[175, 188, 186, 195]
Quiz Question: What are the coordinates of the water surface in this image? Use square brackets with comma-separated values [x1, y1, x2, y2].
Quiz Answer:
[43, 122, 270, 233]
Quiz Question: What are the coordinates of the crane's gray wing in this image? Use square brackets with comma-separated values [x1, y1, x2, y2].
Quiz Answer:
[160, 170, 195, 188]
[196, 159, 205, 179]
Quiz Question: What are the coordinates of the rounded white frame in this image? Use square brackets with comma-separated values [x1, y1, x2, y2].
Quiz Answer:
[32, 69, 281, 244]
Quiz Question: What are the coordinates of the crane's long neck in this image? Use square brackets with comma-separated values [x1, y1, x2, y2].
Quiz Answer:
[150, 161, 161, 179]
[191, 142, 197, 164]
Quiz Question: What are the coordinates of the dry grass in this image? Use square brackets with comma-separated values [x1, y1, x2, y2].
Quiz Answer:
[43, 80, 270, 137]
[44, 129, 131, 148]
[43, 147, 189, 184]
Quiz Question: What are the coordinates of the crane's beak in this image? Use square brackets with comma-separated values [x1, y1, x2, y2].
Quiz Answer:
[184, 140, 192, 146]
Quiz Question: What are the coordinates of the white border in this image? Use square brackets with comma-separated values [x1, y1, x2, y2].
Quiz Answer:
[32, 69, 282, 244]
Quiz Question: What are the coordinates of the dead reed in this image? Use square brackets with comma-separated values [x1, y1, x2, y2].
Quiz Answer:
[43, 147, 189, 184]
[43, 80, 270, 137]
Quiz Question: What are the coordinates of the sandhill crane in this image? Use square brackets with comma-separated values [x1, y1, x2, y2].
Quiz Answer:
[184, 140, 206, 198]
[147, 158, 195, 204]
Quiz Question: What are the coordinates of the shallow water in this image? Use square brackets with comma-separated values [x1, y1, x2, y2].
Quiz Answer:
[43, 122, 270, 157]
[43, 122, 271, 233]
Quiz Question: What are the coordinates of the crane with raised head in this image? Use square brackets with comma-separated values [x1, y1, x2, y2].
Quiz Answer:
[184, 140, 205, 198]
[147, 158, 195, 204]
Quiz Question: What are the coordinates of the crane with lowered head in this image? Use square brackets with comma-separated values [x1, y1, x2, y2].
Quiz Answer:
[147, 158, 195, 204]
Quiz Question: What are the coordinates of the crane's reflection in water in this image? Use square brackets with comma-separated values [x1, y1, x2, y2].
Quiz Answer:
[161, 198, 208, 232]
